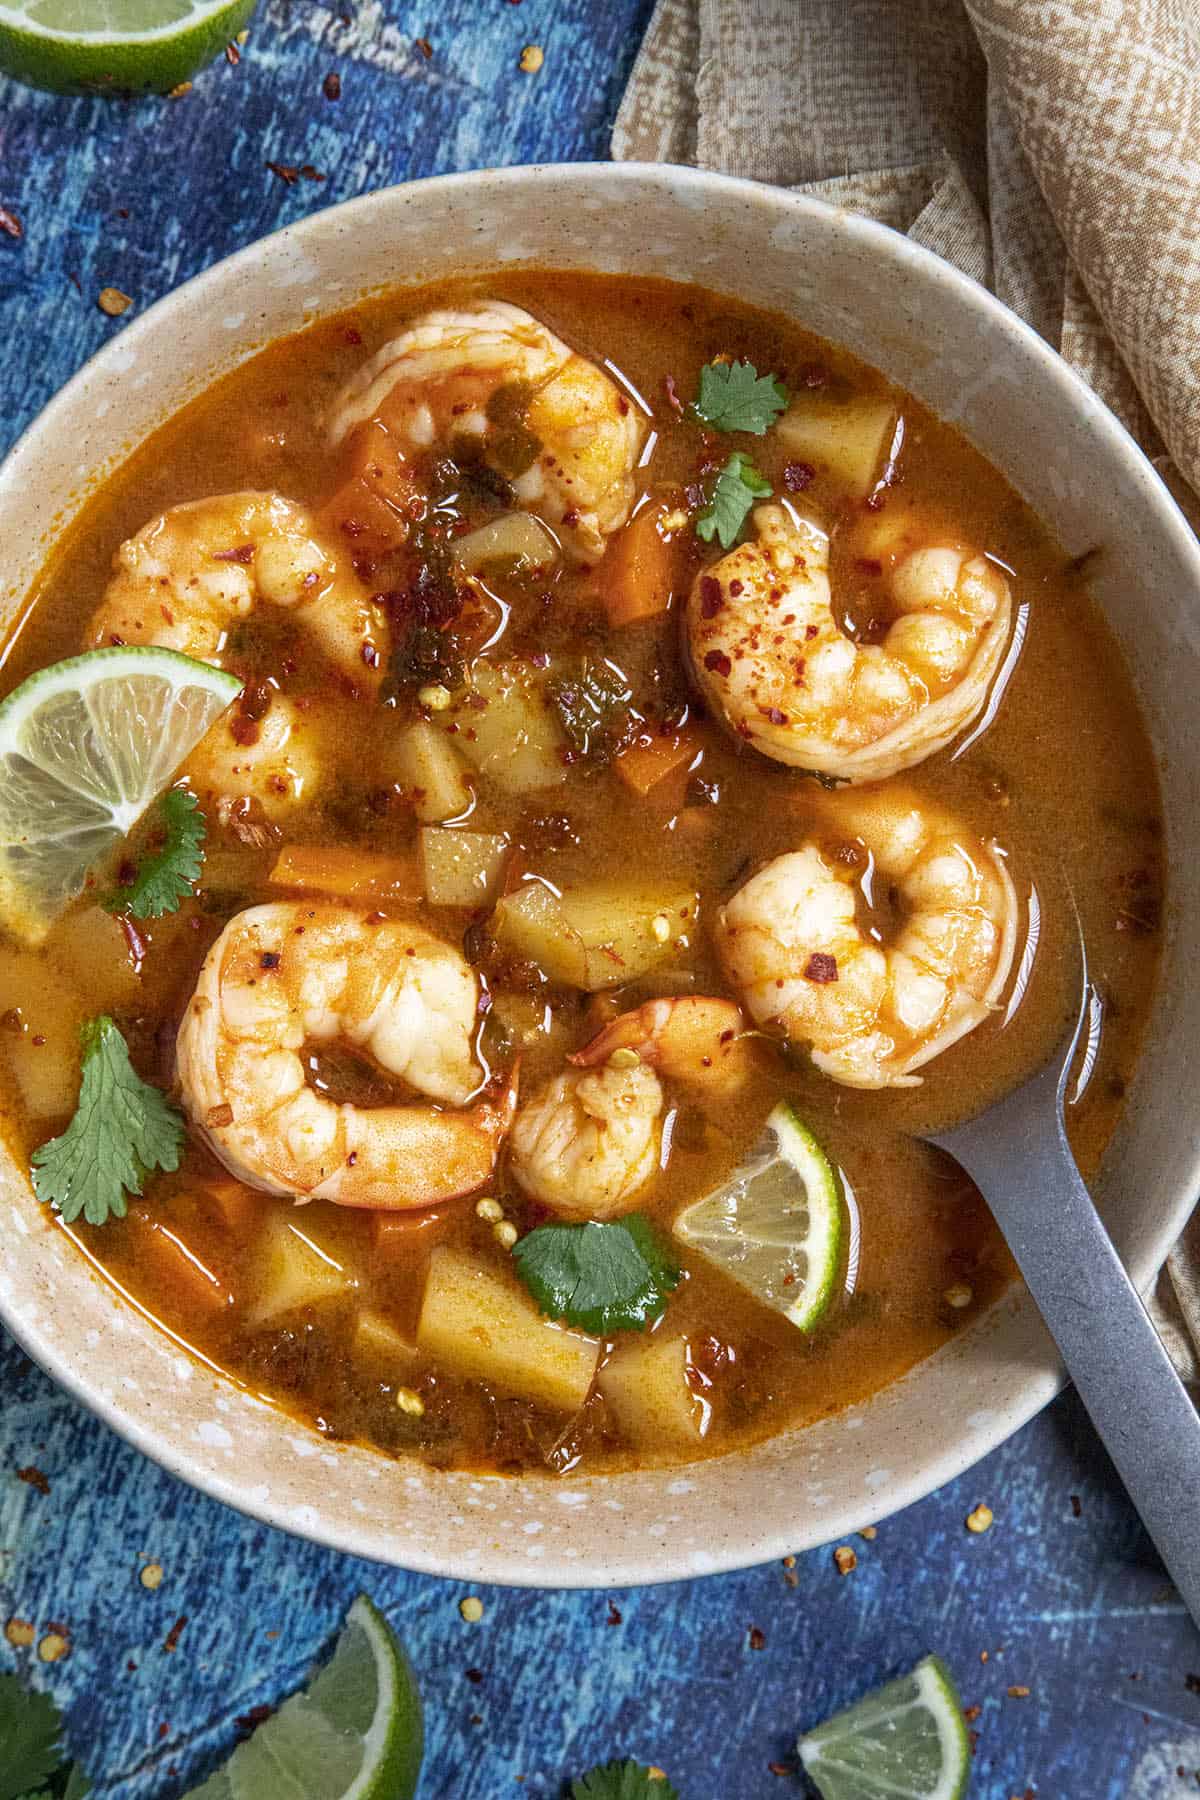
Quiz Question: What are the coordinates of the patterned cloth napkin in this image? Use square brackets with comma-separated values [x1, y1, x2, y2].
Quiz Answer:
[613, 0, 1200, 1379]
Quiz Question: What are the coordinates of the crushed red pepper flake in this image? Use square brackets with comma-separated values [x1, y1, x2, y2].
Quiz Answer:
[323, 71, 342, 100]
[16, 1465, 50, 1495]
[748, 1626, 766, 1650]
[225, 39, 240, 64]
[0, 206, 22, 241]
[768, 1761, 795, 1776]
[703, 649, 732, 678]
[963, 1704, 981, 1722]
[606, 1601, 623, 1626]
[414, 36, 433, 58]
[804, 952, 838, 984]
[163, 1615, 188, 1653]
[236, 1704, 273, 1738]
[266, 161, 300, 185]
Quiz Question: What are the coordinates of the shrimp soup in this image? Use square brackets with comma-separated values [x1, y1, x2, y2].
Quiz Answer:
[0, 274, 1162, 1479]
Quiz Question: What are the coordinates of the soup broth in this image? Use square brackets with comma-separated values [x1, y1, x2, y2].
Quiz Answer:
[0, 273, 1162, 1476]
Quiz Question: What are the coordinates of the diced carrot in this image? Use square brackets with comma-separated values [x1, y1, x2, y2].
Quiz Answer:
[316, 418, 416, 557]
[614, 725, 703, 797]
[204, 1177, 261, 1237]
[374, 1207, 453, 1256]
[269, 845, 423, 905]
[134, 1217, 234, 1314]
[599, 496, 693, 627]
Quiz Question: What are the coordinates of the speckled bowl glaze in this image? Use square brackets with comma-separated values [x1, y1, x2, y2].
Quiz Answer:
[1, 165, 1198, 1587]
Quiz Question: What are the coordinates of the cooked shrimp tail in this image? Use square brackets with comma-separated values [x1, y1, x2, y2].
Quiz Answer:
[569, 995, 754, 1104]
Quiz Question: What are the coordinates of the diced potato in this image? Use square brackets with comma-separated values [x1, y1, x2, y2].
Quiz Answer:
[442, 661, 567, 795]
[488, 989, 574, 1061]
[420, 827, 509, 908]
[353, 1309, 420, 1369]
[387, 721, 473, 823]
[597, 1331, 709, 1451]
[248, 1210, 357, 1324]
[0, 947, 85, 1122]
[54, 906, 143, 1010]
[268, 844, 422, 905]
[776, 396, 900, 498]
[453, 512, 558, 575]
[491, 880, 698, 991]
[599, 496, 691, 627]
[417, 1246, 600, 1413]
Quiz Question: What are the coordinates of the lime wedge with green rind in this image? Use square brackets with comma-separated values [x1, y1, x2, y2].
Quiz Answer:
[0, 646, 241, 941]
[674, 1100, 842, 1331]
[0, 0, 257, 94]
[799, 1655, 971, 1800]
[186, 1595, 423, 1800]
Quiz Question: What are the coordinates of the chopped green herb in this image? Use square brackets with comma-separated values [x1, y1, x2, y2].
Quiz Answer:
[572, 1761, 680, 1800]
[545, 655, 636, 764]
[0, 1672, 88, 1800]
[696, 451, 773, 550]
[31, 1016, 186, 1228]
[693, 358, 789, 434]
[103, 788, 205, 920]
[513, 1213, 682, 1334]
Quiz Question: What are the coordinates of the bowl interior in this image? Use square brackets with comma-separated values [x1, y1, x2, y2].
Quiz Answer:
[1, 164, 1197, 1586]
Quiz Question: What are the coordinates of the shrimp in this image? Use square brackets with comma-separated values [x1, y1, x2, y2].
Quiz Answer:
[89, 491, 385, 677]
[716, 789, 1018, 1088]
[509, 997, 748, 1217]
[327, 302, 647, 564]
[176, 903, 516, 1209]
[686, 502, 1012, 782]
[184, 693, 321, 823]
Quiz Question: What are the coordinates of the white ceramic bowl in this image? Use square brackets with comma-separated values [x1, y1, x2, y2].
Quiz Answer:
[2, 164, 1198, 1587]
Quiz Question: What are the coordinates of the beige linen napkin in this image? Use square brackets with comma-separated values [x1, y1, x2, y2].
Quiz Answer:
[613, 0, 1200, 1377]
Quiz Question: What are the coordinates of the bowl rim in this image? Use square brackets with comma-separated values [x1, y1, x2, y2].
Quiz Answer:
[2, 159, 1197, 1587]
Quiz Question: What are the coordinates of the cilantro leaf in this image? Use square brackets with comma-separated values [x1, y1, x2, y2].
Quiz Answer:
[693, 358, 789, 434]
[0, 1674, 65, 1800]
[696, 453, 773, 550]
[104, 789, 206, 920]
[545, 655, 636, 764]
[572, 1760, 680, 1800]
[512, 1214, 682, 1335]
[31, 1016, 186, 1227]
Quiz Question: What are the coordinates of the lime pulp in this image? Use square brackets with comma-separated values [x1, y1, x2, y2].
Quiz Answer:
[0, 646, 241, 940]
[799, 1655, 972, 1800]
[0, 0, 258, 94]
[185, 1596, 423, 1800]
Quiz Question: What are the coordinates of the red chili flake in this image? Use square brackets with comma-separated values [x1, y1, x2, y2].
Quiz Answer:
[163, 1616, 188, 1653]
[748, 1626, 766, 1650]
[343, 326, 362, 348]
[16, 1465, 49, 1496]
[30, 1034, 45, 1048]
[864, 492, 886, 512]
[213, 543, 254, 564]
[728, 578, 744, 597]
[266, 161, 300, 185]
[783, 460, 815, 492]
[704, 649, 732, 677]
[0, 206, 22, 241]
[699, 575, 724, 619]
[606, 1602, 623, 1626]
[260, 952, 281, 971]
[768, 1764, 795, 1778]
[347, 1152, 358, 1166]
[764, 706, 788, 726]
[206, 1103, 234, 1129]
[414, 36, 433, 57]
[963, 1704, 981, 1722]
[465, 1667, 484, 1684]
[805, 623, 818, 640]
[323, 71, 342, 101]
[804, 953, 838, 983]
[361, 641, 380, 669]
[236, 1704, 273, 1738]
[854, 557, 883, 577]
[225, 39, 240, 65]
[299, 165, 327, 184]
[663, 373, 684, 414]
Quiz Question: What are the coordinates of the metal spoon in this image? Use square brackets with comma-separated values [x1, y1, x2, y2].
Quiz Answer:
[924, 973, 1200, 1627]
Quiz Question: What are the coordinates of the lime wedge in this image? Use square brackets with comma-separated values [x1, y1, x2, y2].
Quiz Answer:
[0, 0, 257, 94]
[0, 646, 241, 941]
[186, 1595, 423, 1800]
[799, 1655, 971, 1800]
[674, 1101, 842, 1331]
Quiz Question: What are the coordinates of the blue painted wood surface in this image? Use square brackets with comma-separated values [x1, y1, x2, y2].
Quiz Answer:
[0, 4, 1198, 1794]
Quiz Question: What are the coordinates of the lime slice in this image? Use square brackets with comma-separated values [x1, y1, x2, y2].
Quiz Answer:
[798, 1655, 971, 1800]
[186, 1595, 423, 1800]
[674, 1100, 842, 1331]
[0, 646, 241, 941]
[0, 0, 257, 94]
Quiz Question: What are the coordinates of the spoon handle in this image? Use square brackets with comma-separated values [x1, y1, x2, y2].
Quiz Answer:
[944, 1114, 1200, 1625]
